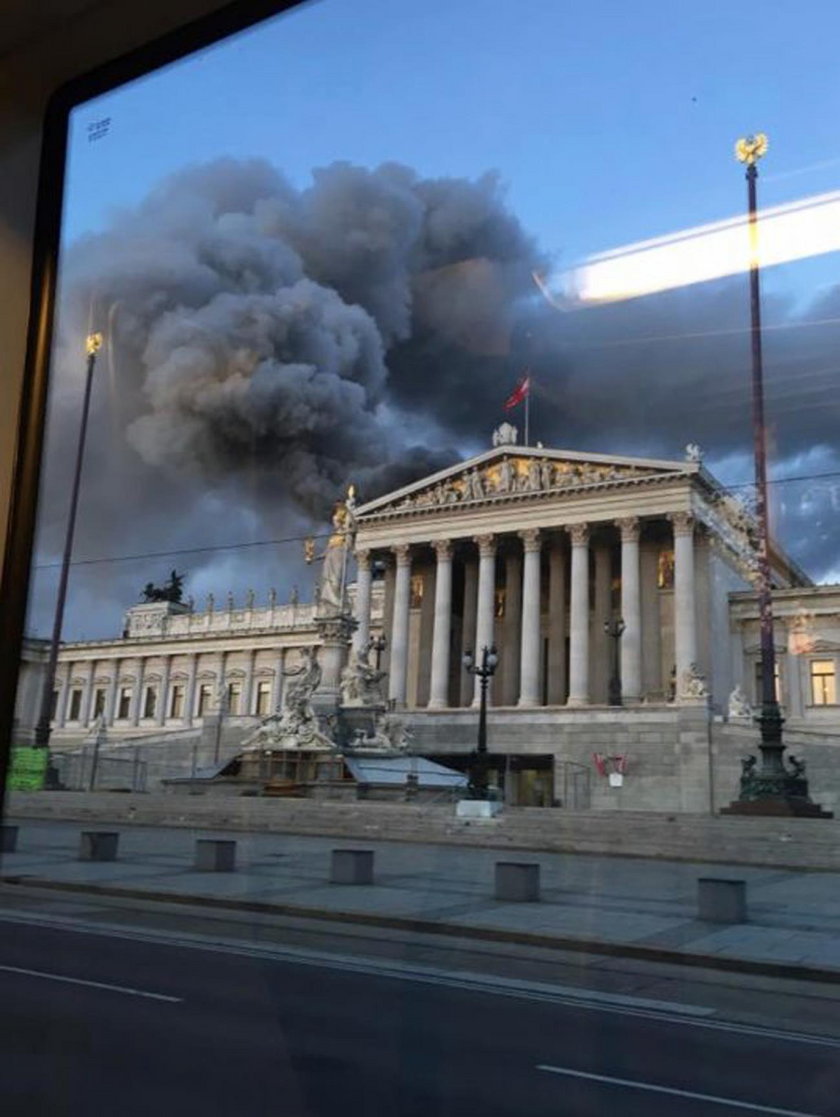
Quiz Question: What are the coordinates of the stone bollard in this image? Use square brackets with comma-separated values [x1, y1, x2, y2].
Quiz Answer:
[1, 825, 19, 853]
[79, 831, 119, 862]
[194, 839, 237, 872]
[495, 861, 541, 902]
[331, 849, 374, 885]
[697, 877, 747, 923]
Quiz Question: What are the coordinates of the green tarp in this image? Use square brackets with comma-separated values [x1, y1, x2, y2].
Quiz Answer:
[7, 747, 48, 791]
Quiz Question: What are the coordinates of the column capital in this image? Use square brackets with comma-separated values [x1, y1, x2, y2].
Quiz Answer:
[616, 516, 641, 543]
[432, 538, 453, 561]
[393, 543, 412, 567]
[518, 528, 541, 553]
[474, 533, 496, 559]
[668, 511, 695, 537]
[568, 522, 589, 547]
[355, 548, 371, 571]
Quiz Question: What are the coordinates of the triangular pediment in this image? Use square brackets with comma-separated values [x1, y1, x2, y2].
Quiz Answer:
[356, 445, 693, 519]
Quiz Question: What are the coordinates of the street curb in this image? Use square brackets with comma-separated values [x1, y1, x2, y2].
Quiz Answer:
[3, 873, 839, 987]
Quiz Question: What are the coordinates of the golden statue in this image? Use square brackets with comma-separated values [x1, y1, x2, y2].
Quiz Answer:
[306, 485, 357, 616]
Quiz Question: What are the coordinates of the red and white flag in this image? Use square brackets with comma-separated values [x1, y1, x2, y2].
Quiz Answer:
[504, 372, 530, 411]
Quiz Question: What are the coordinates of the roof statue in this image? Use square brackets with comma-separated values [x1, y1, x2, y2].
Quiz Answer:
[141, 569, 185, 604]
[492, 421, 518, 447]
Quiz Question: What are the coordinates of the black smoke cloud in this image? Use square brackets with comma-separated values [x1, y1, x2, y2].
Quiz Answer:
[32, 157, 840, 639]
[31, 159, 545, 635]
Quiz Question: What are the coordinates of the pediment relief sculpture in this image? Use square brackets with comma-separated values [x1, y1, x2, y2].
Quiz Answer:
[384, 456, 661, 514]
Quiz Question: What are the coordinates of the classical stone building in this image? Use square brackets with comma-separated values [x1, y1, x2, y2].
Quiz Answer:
[13, 437, 840, 812]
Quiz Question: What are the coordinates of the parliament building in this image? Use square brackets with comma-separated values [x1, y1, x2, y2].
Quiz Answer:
[15, 435, 840, 814]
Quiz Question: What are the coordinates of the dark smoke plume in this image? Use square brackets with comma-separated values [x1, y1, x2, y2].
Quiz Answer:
[32, 157, 840, 639]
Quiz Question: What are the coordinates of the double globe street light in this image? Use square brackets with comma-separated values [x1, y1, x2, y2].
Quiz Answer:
[462, 645, 498, 800]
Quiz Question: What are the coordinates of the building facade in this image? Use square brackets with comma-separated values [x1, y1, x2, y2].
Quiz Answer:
[12, 438, 840, 811]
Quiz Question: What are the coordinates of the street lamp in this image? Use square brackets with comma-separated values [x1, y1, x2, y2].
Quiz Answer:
[603, 617, 625, 706]
[368, 634, 387, 672]
[34, 332, 103, 754]
[462, 645, 498, 799]
[726, 135, 829, 817]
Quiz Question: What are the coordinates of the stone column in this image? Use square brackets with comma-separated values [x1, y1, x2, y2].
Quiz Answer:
[567, 523, 590, 706]
[57, 662, 72, 728]
[592, 544, 612, 703]
[501, 551, 522, 705]
[352, 549, 373, 655]
[381, 559, 396, 678]
[460, 556, 478, 706]
[618, 517, 642, 703]
[105, 661, 120, 723]
[104, 662, 118, 727]
[389, 544, 412, 706]
[428, 540, 453, 709]
[131, 658, 146, 726]
[184, 655, 198, 725]
[547, 538, 567, 704]
[518, 529, 542, 707]
[156, 655, 172, 727]
[274, 648, 286, 712]
[243, 649, 256, 716]
[473, 534, 497, 706]
[670, 512, 697, 697]
[81, 660, 96, 727]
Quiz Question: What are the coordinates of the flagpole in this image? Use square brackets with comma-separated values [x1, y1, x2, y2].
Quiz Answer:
[525, 384, 530, 447]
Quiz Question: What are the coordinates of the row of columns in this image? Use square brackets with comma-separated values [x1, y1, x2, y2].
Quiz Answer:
[358, 513, 698, 709]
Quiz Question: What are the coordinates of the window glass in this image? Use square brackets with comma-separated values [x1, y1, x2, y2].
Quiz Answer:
[810, 659, 836, 705]
[7, 6, 840, 1115]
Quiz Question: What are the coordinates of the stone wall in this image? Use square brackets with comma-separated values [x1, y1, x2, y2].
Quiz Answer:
[405, 703, 714, 813]
[7, 791, 840, 869]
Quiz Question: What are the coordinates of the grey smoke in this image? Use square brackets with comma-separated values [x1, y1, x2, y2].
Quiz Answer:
[32, 156, 840, 640]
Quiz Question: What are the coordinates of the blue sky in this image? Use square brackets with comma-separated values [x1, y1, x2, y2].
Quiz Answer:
[66, 0, 840, 273]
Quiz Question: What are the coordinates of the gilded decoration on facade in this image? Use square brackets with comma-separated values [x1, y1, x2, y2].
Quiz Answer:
[388, 456, 660, 513]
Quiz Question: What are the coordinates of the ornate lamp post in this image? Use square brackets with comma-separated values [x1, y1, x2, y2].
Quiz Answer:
[725, 135, 830, 816]
[34, 333, 103, 754]
[462, 645, 498, 799]
[368, 634, 387, 672]
[603, 617, 625, 707]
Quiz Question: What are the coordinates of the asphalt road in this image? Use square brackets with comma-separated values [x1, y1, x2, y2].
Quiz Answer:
[1, 920, 838, 1117]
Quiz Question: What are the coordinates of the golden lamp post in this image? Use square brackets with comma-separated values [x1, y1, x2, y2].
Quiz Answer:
[34, 332, 103, 753]
[723, 136, 830, 816]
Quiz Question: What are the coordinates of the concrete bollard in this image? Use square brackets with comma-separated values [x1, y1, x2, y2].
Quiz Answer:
[495, 861, 540, 902]
[331, 848, 374, 885]
[79, 831, 119, 862]
[194, 839, 236, 872]
[697, 877, 747, 923]
[1, 825, 19, 853]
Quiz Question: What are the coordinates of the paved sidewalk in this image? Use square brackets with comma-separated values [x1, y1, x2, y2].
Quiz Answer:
[3, 818, 840, 975]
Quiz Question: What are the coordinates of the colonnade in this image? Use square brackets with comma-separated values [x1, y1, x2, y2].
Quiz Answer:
[356, 512, 699, 709]
[51, 646, 292, 731]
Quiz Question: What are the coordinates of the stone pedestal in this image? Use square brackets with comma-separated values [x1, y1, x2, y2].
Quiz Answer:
[314, 614, 355, 710]
[195, 839, 236, 872]
[331, 848, 374, 884]
[495, 862, 540, 902]
[79, 831, 119, 862]
[721, 799, 833, 818]
[456, 799, 502, 819]
[697, 878, 746, 923]
[1, 825, 18, 853]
